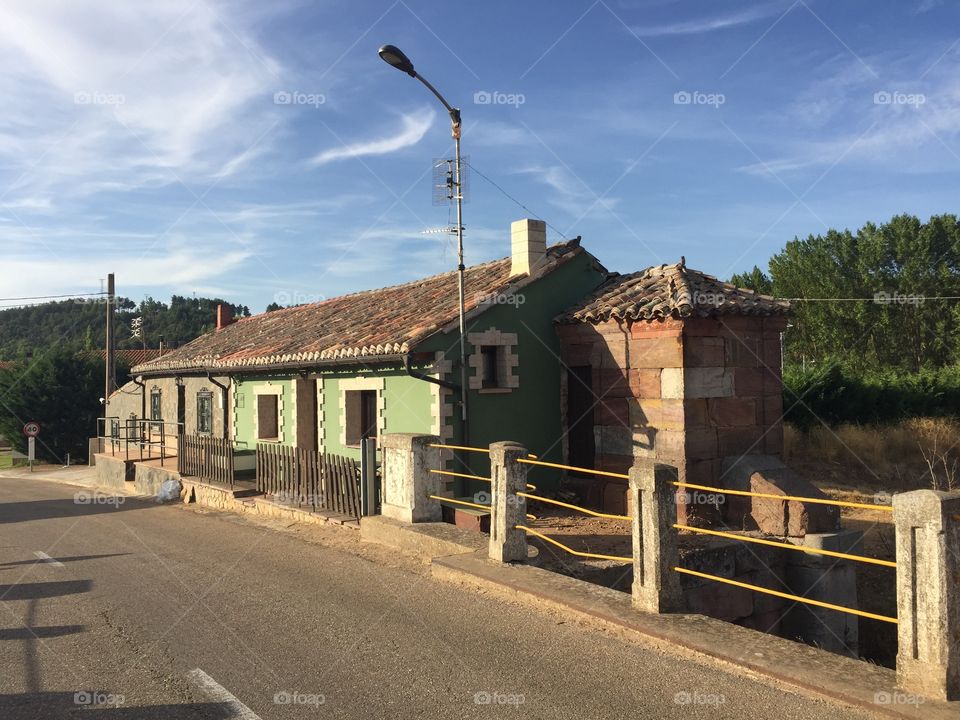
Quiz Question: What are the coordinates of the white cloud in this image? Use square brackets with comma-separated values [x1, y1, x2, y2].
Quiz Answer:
[632, 2, 790, 37]
[310, 107, 435, 166]
[515, 165, 621, 219]
[0, 0, 284, 210]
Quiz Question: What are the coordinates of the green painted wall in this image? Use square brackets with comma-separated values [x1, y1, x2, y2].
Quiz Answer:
[418, 251, 607, 491]
[318, 369, 435, 461]
[232, 377, 296, 450]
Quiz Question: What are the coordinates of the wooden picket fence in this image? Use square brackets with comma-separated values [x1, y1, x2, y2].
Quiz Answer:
[178, 434, 235, 486]
[255, 444, 361, 519]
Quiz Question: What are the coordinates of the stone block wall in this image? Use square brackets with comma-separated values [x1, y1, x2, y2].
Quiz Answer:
[557, 314, 787, 515]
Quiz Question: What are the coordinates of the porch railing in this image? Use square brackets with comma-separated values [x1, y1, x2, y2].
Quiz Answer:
[256, 444, 362, 519]
[178, 434, 235, 487]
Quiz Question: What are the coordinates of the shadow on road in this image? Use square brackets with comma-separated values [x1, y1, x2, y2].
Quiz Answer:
[0, 692, 240, 719]
[0, 497, 153, 525]
[0, 580, 93, 601]
[0, 553, 130, 569]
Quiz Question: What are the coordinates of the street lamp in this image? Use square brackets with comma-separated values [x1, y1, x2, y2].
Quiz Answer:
[378, 44, 469, 442]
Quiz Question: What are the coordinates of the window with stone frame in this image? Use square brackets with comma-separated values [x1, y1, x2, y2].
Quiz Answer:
[467, 329, 519, 393]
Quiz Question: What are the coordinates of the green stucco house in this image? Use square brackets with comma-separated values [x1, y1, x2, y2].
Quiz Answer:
[128, 219, 609, 489]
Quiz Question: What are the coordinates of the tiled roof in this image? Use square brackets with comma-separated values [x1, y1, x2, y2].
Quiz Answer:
[133, 240, 587, 374]
[560, 260, 790, 324]
[91, 349, 163, 366]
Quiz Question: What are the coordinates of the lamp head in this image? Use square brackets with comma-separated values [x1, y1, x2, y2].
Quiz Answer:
[378, 44, 416, 77]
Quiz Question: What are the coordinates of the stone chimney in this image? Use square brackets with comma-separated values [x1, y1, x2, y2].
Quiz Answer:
[510, 218, 547, 277]
[216, 303, 234, 331]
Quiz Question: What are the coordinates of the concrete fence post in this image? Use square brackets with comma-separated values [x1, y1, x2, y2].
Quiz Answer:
[893, 489, 960, 701]
[629, 460, 684, 613]
[489, 441, 528, 563]
[379, 433, 441, 524]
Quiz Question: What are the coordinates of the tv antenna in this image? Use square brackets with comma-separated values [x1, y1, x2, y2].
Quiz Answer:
[432, 157, 469, 205]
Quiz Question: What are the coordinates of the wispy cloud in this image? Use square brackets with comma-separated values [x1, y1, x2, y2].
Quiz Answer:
[310, 107, 435, 166]
[515, 165, 620, 218]
[632, 2, 790, 37]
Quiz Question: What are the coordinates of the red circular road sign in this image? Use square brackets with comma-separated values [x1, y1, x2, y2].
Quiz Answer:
[23, 422, 40, 438]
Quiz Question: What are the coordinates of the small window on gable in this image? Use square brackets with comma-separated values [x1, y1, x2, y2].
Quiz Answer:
[345, 389, 377, 446]
[197, 391, 213, 435]
[257, 394, 279, 440]
[480, 345, 502, 389]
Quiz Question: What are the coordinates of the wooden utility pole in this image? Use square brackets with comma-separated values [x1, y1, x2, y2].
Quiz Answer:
[104, 273, 115, 416]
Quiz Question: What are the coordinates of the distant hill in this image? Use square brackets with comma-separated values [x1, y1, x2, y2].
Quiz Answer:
[0, 295, 250, 360]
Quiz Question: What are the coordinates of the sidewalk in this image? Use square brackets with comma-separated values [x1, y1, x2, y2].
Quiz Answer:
[0, 463, 102, 489]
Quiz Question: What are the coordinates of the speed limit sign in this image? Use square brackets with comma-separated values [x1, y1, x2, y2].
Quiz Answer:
[23, 421, 40, 438]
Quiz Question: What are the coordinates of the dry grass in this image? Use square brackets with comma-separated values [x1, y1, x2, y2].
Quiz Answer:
[784, 417, 960, 492]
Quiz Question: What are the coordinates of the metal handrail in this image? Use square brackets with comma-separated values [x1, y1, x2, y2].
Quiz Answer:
[673, 566, 898, 624]
[674, 524, 896, 568]
[674, 481, 893, 512]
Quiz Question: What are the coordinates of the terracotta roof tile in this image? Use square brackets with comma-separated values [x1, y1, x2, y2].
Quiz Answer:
[560, 260, 790, 324]
[133, 240, 585, 373]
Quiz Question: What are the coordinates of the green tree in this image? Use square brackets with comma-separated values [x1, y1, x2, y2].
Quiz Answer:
[730, 266, 773, 294]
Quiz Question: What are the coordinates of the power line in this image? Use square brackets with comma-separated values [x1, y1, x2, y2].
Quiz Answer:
[461, 160, 570, 242]
[0, 291, 107, 302]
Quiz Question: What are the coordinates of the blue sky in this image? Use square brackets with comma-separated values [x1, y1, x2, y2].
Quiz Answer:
[1, 0, 958, 313]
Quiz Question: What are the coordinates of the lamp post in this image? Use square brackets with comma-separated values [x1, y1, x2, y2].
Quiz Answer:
[378, 44, 469, 443]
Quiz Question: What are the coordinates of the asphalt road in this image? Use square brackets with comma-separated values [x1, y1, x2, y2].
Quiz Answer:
[0, 474, 872, 719]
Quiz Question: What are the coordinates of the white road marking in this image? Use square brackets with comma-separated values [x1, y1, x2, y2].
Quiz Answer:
[186, 668, 262, 720]
[33, 551, 64, 568]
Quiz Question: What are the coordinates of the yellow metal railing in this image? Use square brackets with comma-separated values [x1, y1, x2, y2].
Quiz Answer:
[674, 481, 893, 513]
[517, 492, 630, 521]
[673, 567, 898, 624]
[516, 525, 631, 563]
[429, 443, 489, 453]
[517, 457, 630, 481]
[429, 495, 535, 521]
[675, 524, 896, 568]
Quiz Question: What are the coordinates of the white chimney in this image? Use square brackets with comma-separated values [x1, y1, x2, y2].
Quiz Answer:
[510, 218, 547, 277]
